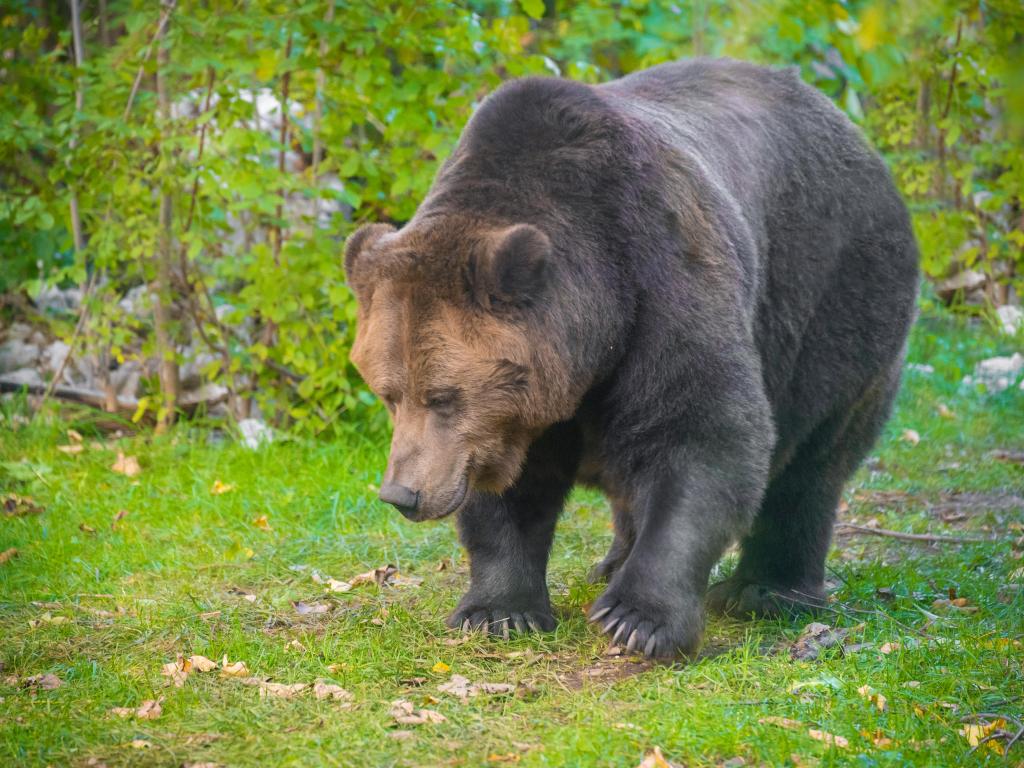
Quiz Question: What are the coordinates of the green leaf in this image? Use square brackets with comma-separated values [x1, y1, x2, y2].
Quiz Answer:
[519, 0, 545, 21]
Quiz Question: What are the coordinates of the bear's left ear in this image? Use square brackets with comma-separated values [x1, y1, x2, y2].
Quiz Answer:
[470, 224, 551, 310]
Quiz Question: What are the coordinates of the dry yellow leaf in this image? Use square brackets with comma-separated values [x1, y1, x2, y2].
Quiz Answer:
[313, 679, 353, 703]
[219, 656, 249, 677]
[109, 706, 134, 718]
[431, 661, 451, 674]
[57, 444, 84, 454]
[637, 746, 682, 768]
[857, 684, 888, 711]
[962, 720, 1006, 755]
[389, 699, 446, 725]
[809, 729, 849, 748]
[126, 739, 152, 749]
[189, 654, 218, 673]
[210, 479, 234, 495]
[136, 698, 163, 720]
[879, 642, 900, 654]
[67, 429, 84, 443]
[759, 716, 802, 731]
[161, 657, 192, 687]
[252, 514, 272, 531]
[0, 547, 17, 565]
[111, 452, 141, 477]
[900, 429, 920, 446]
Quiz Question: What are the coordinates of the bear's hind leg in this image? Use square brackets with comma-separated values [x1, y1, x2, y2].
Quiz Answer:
[707, 368, 900, 618]
[588, 500, 635, 583]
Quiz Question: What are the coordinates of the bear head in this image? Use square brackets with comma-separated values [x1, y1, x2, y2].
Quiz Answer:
[344, 215, 571, 521]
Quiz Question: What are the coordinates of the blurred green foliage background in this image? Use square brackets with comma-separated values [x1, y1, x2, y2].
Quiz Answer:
[1, 0, 1021, 432]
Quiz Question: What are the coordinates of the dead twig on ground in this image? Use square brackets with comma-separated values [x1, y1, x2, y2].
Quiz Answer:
[835, 523, 993, 544]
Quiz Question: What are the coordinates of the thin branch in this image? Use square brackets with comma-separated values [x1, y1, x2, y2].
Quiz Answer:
[40, 270, 97, 405]
[123, 0, 177, 122]
[835, 523, 994, 544]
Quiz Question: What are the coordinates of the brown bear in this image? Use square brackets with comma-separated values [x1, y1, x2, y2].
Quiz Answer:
[344, 58, 919, 657]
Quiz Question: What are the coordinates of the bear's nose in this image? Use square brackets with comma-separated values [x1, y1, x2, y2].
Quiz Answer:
[379, 482, 420, 519]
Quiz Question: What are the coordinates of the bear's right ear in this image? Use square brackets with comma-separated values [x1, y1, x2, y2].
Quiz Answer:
[344, 223, 396, 293]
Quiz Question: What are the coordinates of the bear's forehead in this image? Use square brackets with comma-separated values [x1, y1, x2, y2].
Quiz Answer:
[354, 281, 530, 394]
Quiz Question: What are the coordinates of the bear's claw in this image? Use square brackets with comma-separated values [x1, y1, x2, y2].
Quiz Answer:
[447, 606, 556, 638]
[587, 590, 702, 659]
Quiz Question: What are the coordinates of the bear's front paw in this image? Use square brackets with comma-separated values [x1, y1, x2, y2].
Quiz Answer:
[588, 587, 703, 659]
[446, 602, 556, 639]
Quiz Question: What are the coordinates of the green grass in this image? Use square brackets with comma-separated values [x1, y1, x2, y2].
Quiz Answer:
[1, 309, 1022, 767]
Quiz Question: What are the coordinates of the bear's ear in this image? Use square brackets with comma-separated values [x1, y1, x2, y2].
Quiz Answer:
[344, 223, 397, 292]
[470, 224, 550, 310]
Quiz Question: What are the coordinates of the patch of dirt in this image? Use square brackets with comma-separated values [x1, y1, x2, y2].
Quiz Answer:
[847, 489, 1023, 528]
[556, 655, 656, 690]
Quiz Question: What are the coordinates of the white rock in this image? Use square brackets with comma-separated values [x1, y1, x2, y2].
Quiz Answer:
[0, 339, 41, 373]
[937, 269, 987, 302]
[35, 285, 81, 314]
[109, 360, 142, 398]
[181, 382, 228, 406]
[1, 367, 43, 386]
[5, 322, 33, 341]
[238, 418, 274, 449]
[972, 353, 1024, 393]
[41, 341, 70, 375]
[997, 305, 1023, 336]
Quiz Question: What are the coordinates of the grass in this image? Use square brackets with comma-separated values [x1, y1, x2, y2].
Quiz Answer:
[1, 308, 1022, 767]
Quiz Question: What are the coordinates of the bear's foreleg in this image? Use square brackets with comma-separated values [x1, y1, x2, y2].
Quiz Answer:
[447, 421, 580, 637]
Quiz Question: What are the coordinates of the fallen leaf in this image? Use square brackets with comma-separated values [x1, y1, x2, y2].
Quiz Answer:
[857, 684, 888, 711]
[0, 547, 17, 564]
[126, 739, 152, 749]
[388, 730, 415, 741]
[28, 611, 71, 628]
[936, 403, 955, 419]
[257, 682, 307, 699]
[21, 673, 62, 690]
[57, 443, 84, 455]
[79, 522, 96, 534]
[808, 729, 849, 748]
[293, 600, 329, 616]
[759, 716, 803, 731]
[210, 479, 234, 495]
[136, 698, 163, 720]
[879, 642, 900, 655]
[790, 622, 848, 661]
[313, 679, 353, 703]
[487, 754, 521, 763]
[161, 657, 192, 687]
[932, 597, 979, 614]
[900, 429, 921, 446]
[111, 509, 129, 530]
[189, 655, 218, 673]
[862, 729, 894, 748]
[349, 564, 423, 588]
[111, 453, 141, 477]
[438, 674, 516, 702]
[109, 706, 134, 718]
[219, 656, 249, 677]
[2, 493, 44, 517]
[637, 746, 683, 768]
[310, 570, 351, 592]
[431, 661, 451, 675]
[67, 429, 83, 443]
[389, 698, 446, 725]
[252, 514, 272, 531]
[903, 680, 921, 688]
[962, 719, 1007, 754]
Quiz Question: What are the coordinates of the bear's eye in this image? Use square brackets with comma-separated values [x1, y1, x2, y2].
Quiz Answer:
[380, 392, 400, 413]
[424, 390, 459, 415]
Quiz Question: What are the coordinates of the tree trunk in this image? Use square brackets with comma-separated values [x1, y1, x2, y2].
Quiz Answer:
[68, 0, 85, 255]
[153, 8, 180, 431]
